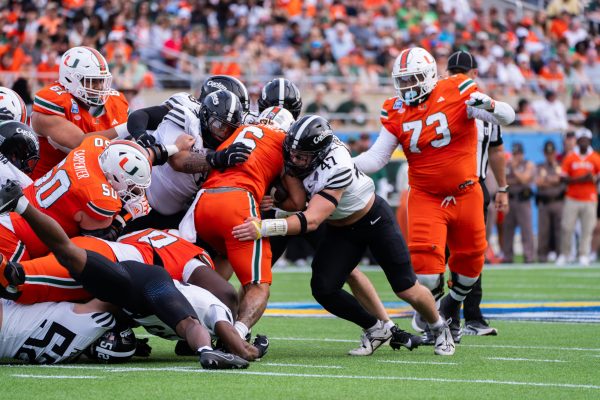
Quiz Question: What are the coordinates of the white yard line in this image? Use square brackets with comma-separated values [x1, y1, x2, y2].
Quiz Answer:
[378, 360, 458, 366]
[270, 337, 600, 352]
[487, 357, 566, 363]
[8, 366, 600, 390]
[11, 374, 100, 379]
[274, 264, 600, 273]
[264, 363, 342, 369]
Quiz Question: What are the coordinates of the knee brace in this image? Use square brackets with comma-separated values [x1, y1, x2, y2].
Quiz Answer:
[416, 273, 444, 301]
[448, 271, 479, 302]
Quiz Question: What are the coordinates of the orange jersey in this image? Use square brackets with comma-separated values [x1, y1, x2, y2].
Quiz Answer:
[561, 150, 600, 202]
[10, 135, 121, 258]
[381, 74, 479, 195]
[202, 124, 286, 203]
[31, 83, 129, 179]
[119, 229, 214, 281]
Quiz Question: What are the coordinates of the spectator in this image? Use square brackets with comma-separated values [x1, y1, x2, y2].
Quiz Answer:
[539, 57, 565, 92]
[305, 84, 331, 118]
[564, 18, 588, 49]
[36, 50, 60, 86]
[532, 90, 568, 131]
[568, 59, 594, 95]
[535, 140, 565, 262]
[326, 22, 355, 61]
[503, 142, 536, 263]
[37, 2, 63, 37]
[557, 128, 600, 266]
[496, 52, 525, 93]
[583, 48, 600, 93]
[334, 84, 369, 126]
[566, 92, 588, 127]
[516, 98, 539, 127]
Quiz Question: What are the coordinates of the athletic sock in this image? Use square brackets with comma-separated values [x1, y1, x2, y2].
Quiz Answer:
[234, 321, 249, 340]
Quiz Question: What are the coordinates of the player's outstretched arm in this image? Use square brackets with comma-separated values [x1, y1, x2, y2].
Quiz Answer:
[232, 189, 341, 241]
[0, 181, 87, 275]
[31, 112, 88, 151]
[214, 321, 261, 361]
[466, 92, 516, 126]
[353, 127, 399, 174]
[127, 105, 170, 140]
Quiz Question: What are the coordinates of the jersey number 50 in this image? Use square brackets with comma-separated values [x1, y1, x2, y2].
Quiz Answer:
[403, 112, 450, 154]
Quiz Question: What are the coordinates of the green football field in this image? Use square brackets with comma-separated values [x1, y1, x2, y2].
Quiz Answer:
[2, 264, 600, 400]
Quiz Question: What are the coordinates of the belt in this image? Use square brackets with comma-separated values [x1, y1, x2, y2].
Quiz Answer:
[203, 187, 247, 194]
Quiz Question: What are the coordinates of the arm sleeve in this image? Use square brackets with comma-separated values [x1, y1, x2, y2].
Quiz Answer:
[126, 105, 169, 138]
[467, 100, 516, 126]
[352, 126, 398, 174]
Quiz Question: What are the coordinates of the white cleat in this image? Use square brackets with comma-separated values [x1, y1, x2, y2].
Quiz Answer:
[432, 322, 455, 356]
[579, 255, 590, 267]
[348, 320, 392, 356]
[555, 255, 567, 267]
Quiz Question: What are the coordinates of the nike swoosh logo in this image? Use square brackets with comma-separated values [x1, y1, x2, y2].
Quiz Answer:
[370, 217, 381, 225]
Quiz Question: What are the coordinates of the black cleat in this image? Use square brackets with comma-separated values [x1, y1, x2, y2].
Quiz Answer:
[389, 326, 422, 351]
[199, 349, 249, 370]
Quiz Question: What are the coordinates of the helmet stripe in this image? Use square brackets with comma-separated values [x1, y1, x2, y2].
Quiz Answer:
[227, 93, 238, 122]
[278, 78, 285, 106]
[292, 115, 320, 149]
[230, 76, 248, 109]
[84, 46, 108, 74]
[400, 48, 412, 70]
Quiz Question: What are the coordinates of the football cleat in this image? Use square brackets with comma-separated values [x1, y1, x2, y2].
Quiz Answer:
[389, 326, 422, 351]
[348, 320, 392, 356]
[463, 319, 498, 336]
[432, 320, 456, 356]
[199, 349, 249, 369]
[448, 318, 462, 344]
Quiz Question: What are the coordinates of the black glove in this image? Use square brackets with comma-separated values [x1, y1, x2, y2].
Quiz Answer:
[136, 133, 156, 147]
[252, 334, 269, 358]
[80, 215, 126, 241]
[0, 180, 24, 214]
[135, 338, 152, 357]
[0, 106, 14, 121]
[207, 142, 252, 170]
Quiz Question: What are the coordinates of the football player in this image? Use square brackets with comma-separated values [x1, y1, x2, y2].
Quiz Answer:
[0, 86, 27, 124]
[0, 180, 250, 369]
[0, 121, 39, 189]
[31, 46, 129, 179]
[352, 47, 515, 340]
[233, 115, 455, 356]
[179, 106, 305, 340]
[258, 78, 303, 119]
[0, 136, 153, 261]
[0, 297, 116, 364]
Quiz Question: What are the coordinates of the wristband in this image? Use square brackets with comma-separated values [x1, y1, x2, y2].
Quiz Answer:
[497, 185, 509, 193]
[253, 219, 288, 238]
[15, 196, 29, 215]
[296, 212, 308, 234]
[114, 123, 130, 139]
[165, 144, 179, 156]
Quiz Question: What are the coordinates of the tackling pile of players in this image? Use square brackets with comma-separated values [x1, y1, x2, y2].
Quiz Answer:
[0, 45, 514, 368]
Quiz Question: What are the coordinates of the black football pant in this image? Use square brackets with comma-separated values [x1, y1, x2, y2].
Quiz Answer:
[79, 250, 197, 331]
[310, 196, 416, 330]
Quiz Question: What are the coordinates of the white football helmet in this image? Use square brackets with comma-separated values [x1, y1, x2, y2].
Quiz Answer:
[59, 46, 113, 106]
[392, 47, 438, 105]
[0, 87, 27, 123]
[99, 140, 152, 203]
[257, 106, 295, 132]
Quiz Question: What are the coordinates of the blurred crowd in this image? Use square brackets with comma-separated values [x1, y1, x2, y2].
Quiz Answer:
[0, 1, 598, 99]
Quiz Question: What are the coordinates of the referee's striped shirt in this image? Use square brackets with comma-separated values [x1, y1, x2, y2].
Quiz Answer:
[476, 119, 503, 180]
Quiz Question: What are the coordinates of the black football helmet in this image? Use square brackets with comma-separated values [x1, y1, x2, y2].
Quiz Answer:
[284, 115, 334, 179]
[198, 75, 250, 113]
[199, 89, 243, 150]
[258, 78, 302, 119]
[0, 121, 39, 173]
[86, 325, 137, 363]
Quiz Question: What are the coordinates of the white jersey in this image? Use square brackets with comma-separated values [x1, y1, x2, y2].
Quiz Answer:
[0, 299, 114, 364]
[131, 280, 232, 340]
[303, 137, 375, 220]
[475, 119, 502, 179]
[146, 119, 207, 215]
[0, 154, 33, 187]
[162, 92, 202, 134]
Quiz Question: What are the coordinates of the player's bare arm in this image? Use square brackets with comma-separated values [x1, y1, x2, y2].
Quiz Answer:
[32, 113, 117, 152]
[214, 321, 260, 361]
[488, 144, 509, 211]
[232, 188, 342, 241]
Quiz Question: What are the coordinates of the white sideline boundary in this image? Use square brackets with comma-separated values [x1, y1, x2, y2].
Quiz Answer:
[5, 365, 600, 390]
[264, 363, 342, 369]
[273, 264, 600, 273]
[487, 357, 566, 363]
[378, 360, 458, 366]
[11, 374, 100, 379]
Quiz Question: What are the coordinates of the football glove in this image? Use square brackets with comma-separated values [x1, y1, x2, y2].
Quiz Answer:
[466, 92, 495, 111]
[123, 196, 151, 220]
[134, 338, 152, 357]
[0, 180, 26, 214]
[136, 133, 156, 147]
[207, 142, 252, 170]
[252, 334, 269, 358]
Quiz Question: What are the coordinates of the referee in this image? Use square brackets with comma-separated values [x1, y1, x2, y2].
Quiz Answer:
[446, 51, 509, 336]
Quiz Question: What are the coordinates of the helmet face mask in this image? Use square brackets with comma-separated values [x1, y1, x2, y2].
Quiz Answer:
[392, 47, 437, 105]
[199, 90, 243, 149]
[79, 75, 113, 106]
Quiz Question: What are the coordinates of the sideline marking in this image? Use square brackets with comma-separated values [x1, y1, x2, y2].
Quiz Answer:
[487, 357, 566, 363]
[11, 374, 100, 379]
[264, 363, 342, 369]
[379, 360, 458, 366]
